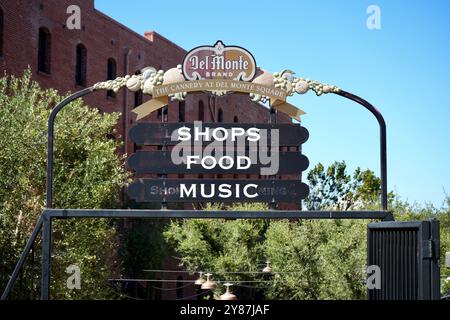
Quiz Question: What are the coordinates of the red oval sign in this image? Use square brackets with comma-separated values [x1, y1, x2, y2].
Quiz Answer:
[182, 41, 257, 81]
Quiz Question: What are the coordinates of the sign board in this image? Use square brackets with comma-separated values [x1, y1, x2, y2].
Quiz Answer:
[128, 122, 309, 203]
[127, 121, 310, 203]
[91, 41, 341, 204]
[128, 179, 309, 203]
[129, 123, 309, 146]
[128, 151, 309, 175]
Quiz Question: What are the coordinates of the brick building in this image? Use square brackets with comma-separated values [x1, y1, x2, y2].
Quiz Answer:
[0, 0, 291, 157]
[0, 0, 296, 299]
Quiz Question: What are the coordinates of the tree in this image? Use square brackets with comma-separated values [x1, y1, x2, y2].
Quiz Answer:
[305, 161, 383, 210]
[0, 69, 128, 299]
[164, 203, 368, 300]
[264, 219, 367, 299]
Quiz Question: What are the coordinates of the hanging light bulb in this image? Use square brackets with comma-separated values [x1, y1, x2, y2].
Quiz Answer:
[195, 272, 205, 286]
[220, 283, 237, 300]
[262, 261, 272, 274]
[201, 273, 216, 290]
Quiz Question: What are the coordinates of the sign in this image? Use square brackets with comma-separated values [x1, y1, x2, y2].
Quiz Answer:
[94, 40, 340, 121]
[128, 151, 309, 175]
[89, 41, 342, 203]
[126, 120, 310, 203]
[128, 179, 309, 203]
[129, 123, 309, 146]
[182, 41, 257, 81]
[152, 79, 286, 102]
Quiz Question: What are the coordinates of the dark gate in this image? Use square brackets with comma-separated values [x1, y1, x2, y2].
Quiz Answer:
[367, 220, 440, 300]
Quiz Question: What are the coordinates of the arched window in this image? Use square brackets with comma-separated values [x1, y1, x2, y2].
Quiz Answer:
[0, 8, 4, 57]
[106, 58, 117, 98]
[218, 108, 224, 123]
[75, 44, 87, 86]
[234, 116, 239, 123]
[176, 276, 184, 300]
[134, 71, 143, 107]
[178, 101, 185, 122]
[38, 27, 51, 74]
[158, 106, 168, 122]
[198, 101, 204, 121]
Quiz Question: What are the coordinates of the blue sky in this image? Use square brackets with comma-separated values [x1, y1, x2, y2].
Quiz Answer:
[96, 0, 450, 207]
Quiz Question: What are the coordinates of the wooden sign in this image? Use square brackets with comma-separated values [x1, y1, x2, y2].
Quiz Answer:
[128, 151, 309, 175]
[127, 179, 309, 203]
[129, 123, 309, 147]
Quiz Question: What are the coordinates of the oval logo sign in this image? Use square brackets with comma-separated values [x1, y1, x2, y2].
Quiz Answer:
[182, 41, 257, 81]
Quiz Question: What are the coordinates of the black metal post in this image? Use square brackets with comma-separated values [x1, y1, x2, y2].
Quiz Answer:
[269, 107, 277, 210]
[30, 243, 35, 300]
[40, 213, 52, 300]
[0, 214, 44, 300]
[334, 90, 388, 211]
[42, 88, 94, 299]
[46, 88, 94, 208]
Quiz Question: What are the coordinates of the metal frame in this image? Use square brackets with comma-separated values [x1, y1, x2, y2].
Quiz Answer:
[1, 87, 391, 300]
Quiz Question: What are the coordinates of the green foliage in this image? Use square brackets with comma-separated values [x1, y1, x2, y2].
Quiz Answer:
[164, 162, 450, 299]
[305, 161, 387, 210]
[265, 219, 367, 299]
[164, 201, 368, 300]
[0, 69, 128, 299]
[120, 220, 167, 279]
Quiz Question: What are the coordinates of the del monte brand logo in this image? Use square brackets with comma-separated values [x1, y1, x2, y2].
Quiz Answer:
[182, 41, 257, 81]
[94, 40, 340, 121]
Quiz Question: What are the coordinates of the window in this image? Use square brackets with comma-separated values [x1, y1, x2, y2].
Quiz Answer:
[134, 71, 143, 107]
[106, 58, 117, 98]
[176, 276, 184, 300]
[178, 101, 185, 122]
[75, 44, 87, 86]
[38, 28, 51, 73]
[234, 116, 239, 123]
[134, 91, 143, 107]
[158, 106, 168, 122]
[198, 101, 204, 121]
[217, 108, 224, 123]
[0, 9, 4, 56]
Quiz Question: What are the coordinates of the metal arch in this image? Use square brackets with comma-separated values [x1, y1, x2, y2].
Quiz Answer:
[46, 87, 95, 209]
[44, 88, 388, 212]
[1, 86, 391, 300]
[334, 90, 388, 211]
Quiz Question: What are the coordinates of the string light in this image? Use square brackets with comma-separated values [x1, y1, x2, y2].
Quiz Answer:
[142, 269, 301, 275]
[219, 283, 237, 300]
[262, 261, 272, 274]
[201, 273, 216, 290]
